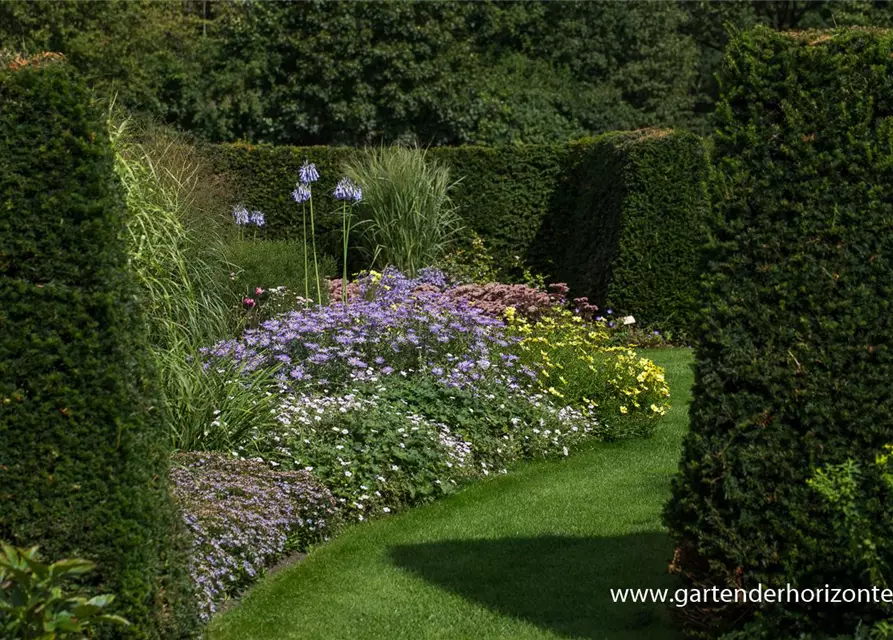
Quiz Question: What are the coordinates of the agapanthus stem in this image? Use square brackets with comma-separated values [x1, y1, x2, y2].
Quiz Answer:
[309, 196, 321, 303]
[342, 202, 350, 304]
[302, 202, 309, 303]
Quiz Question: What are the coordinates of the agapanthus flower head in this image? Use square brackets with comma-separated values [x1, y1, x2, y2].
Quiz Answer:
[292, 183, 311, 204]
[299, 161, 320, 184]
[250, 211, 265, 227]
[333, 177, 362, 202]
[232, 205, 250, 225]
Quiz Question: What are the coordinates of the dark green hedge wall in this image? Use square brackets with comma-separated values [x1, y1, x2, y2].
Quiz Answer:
[664, 27, 893, 637]
[210, 131, 708, 334]
[0, 58, 197, 637]
[539, 130, 709, 334]
[209, 142, 568, 271]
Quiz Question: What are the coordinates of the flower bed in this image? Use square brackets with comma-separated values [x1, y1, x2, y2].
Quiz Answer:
[185, 267, 670, 618]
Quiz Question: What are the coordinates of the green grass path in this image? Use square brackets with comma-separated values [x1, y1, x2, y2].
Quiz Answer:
[208, 348, 693, 640]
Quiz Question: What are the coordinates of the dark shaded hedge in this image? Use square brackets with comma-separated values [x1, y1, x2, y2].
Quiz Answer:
[664, 27, 893, 637]
[539, 130, 709, 335]
[211, 132, 708, 334]
[0, 58, 198, 637]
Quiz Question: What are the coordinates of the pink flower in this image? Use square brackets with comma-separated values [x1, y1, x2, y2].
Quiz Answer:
[242, 297, 256, 308]
[255, 287, 265, 296]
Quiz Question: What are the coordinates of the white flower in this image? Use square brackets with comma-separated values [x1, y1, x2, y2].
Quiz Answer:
[622, 315, 636, 325]
[562, 447, 569, 456]
[344, 470, 353, 477]
[383, 507, 391, 513]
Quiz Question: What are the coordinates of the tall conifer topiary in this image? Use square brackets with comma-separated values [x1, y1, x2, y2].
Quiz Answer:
[0, 54, 197, 637]
[665, 27, 893, 637]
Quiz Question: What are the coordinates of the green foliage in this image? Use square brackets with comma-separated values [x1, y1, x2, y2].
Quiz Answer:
[372, 376, 603, 467]
[228, 239, 335, 305]
[343, 146, 462, 276]
[0, 1, 699, 146]
[0, 543, 130, 639]
[0, 0, 208, 124]
[164, 355, 284, 454]
[664, 27, 893, 638]
[539, 130, 710, 336]
[435, 231, 501, 285]
[178, 1, 697, 145]
[270, 400, 461, 518]
[680, 1, 893, 134]
[0, 59, 197, 636]
[113, 120, 237, 351]
[211, 134, 709, 332]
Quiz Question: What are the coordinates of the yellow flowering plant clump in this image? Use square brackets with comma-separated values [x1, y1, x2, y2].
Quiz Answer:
[505, 306, 670, 438]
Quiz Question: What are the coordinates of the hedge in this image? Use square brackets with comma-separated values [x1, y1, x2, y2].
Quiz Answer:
[210, 131, 708, 335]
[0, 56, 198, 637]
[664, 27, 893, 637]
[209, 143, 567, 272]
[540, 130, 710, 334]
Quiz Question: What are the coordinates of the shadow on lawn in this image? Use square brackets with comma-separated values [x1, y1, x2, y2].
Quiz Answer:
[389, 532, 682, 640]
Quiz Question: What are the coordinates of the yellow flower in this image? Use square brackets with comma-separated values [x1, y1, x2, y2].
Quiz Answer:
[620, 406, 628, 414]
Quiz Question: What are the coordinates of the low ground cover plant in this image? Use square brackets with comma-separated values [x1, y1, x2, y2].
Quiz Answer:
[170, 453, 340, 619]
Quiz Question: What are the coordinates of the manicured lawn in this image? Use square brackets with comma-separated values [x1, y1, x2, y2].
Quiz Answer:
[208, 348, 693, 640]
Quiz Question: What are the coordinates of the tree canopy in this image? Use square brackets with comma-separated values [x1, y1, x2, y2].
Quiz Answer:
[3, 0, 892, 145]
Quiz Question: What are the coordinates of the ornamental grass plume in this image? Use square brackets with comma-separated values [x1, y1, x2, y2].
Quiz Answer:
[343, 145, 462, 276]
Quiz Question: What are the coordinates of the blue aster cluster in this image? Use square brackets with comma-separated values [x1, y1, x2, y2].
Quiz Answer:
[170, 452, 340, 620]
[202, 268, 519, 392]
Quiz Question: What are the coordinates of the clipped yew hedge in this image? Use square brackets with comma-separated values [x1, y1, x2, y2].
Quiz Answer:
[211, 131, 708, 335]
[539, 130, 709, 334]
[0, 56, 198, 637]
[664, 27, 893, 637]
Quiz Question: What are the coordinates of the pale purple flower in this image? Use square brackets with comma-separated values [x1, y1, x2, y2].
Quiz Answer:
[333, 177, 362, 202]
[232, 205, 250, 225]
[292, 183, 311, 203]
[299, 161, 320, 183]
